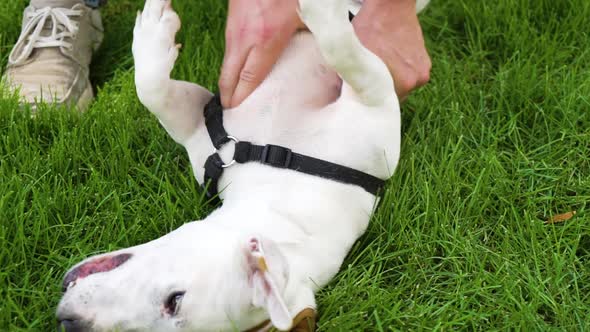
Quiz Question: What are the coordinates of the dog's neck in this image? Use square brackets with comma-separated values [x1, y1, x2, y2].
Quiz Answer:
[199, 177, 375, 319]
[207, 162, 376, 293]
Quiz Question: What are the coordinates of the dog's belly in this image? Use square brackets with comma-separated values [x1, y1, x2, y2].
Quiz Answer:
[234, 32, 342, 115]
[218, 32, 399, 179]
[185, 31, 399, 181]
[184, 31, 399, 208]
[182, 31, 400, 287]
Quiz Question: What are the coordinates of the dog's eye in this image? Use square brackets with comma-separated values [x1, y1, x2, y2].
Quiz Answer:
[164, 291, 185, 316]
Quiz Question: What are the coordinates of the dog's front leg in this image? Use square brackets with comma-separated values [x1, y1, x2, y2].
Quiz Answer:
[133, 0, 212, 144]
[299, 0, 399, 110]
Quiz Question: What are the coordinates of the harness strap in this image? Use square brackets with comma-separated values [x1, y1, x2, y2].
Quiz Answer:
[234, 142, 385, 195]
[204, 95, 231, 149]
[203, 153, 225, 200]
[202, 95, 386, 201]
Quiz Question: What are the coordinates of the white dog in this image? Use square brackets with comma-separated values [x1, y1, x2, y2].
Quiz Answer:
[56, 0, 428, 330]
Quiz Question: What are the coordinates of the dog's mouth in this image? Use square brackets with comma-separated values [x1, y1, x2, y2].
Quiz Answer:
[62, 253, 132, 292]
[243, 308, 317, 332]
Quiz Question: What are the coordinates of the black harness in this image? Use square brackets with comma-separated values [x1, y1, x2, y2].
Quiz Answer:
[201, 95, 386, 202]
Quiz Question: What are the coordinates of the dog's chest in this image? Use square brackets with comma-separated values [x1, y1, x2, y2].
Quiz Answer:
[185, 32, 399, 188]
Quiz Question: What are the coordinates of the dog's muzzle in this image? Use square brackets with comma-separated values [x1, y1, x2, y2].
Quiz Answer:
[57, 318, 89, 332]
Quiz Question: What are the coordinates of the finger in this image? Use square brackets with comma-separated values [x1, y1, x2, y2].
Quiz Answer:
[229, 41, 287, 108]
[391, 67, 414, 101]
[219, 0, 243, 108]
[219, 46, 250, 109]
[391, 53, 431, 100]
[394, 81, 410, 101]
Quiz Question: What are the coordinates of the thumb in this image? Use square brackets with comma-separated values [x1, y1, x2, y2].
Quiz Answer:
[229, 43, 286, 108]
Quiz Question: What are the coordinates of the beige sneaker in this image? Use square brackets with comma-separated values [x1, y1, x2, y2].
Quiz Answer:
[4, 0, 103, 111]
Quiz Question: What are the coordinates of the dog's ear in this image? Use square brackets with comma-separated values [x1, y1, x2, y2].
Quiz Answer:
[245, 237, 292, 331]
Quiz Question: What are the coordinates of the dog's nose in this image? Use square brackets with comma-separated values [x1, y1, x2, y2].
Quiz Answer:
[57, 319, 88, 332]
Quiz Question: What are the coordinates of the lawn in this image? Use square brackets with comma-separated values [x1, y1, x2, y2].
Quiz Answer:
[1, 0, 589, 330]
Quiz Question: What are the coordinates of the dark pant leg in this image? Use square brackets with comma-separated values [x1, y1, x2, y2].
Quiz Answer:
[84, 0, 107, 8]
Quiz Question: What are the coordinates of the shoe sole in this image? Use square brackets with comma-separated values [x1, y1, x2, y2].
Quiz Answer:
[76, 79, 94, 112]
[15, 80, 94, 114]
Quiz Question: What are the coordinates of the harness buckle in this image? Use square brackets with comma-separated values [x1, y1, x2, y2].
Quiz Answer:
[261, 145, 293, 168]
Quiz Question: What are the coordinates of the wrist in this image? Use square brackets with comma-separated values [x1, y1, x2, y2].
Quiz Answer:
[363, 0, 416, 12]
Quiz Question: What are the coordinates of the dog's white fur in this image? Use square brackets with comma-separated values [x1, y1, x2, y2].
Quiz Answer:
[56, 0, 429, 330]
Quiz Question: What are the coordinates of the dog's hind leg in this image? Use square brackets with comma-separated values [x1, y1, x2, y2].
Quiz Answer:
[416, 0, 431, 13]
[298, 0, 398, 109]
[133, 0, 212, 144]
[348, 0, 431, 15]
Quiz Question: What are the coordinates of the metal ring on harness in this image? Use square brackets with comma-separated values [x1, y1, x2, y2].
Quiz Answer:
[212, 135, 240, 169]
[202, 94, 387, 203]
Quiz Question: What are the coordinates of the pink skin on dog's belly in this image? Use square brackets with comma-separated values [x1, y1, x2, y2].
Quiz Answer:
[237, 33, 344, 113]
[62, 254, 132, 291]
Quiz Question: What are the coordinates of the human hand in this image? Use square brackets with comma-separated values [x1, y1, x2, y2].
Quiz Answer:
[219, 0, 304, 108]
[353, 0, 431, 100]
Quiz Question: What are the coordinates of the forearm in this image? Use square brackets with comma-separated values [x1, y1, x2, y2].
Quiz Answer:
[362, 0, 416, 11]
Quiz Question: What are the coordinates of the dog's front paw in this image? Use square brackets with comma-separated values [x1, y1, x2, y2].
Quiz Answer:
[298, 0, 344, 33]
[133, 0, 181, 81]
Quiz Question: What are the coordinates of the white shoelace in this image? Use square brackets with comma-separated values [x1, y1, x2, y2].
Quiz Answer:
[8, 6, 82, 66]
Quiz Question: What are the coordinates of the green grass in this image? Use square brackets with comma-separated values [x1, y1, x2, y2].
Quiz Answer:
[1, 0, 589, 330]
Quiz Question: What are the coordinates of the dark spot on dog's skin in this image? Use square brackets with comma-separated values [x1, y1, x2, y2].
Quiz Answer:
[63, 253, 132, 292]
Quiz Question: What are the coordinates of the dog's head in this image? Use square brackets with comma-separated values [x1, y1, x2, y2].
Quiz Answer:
[56, 221, 297, 331]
